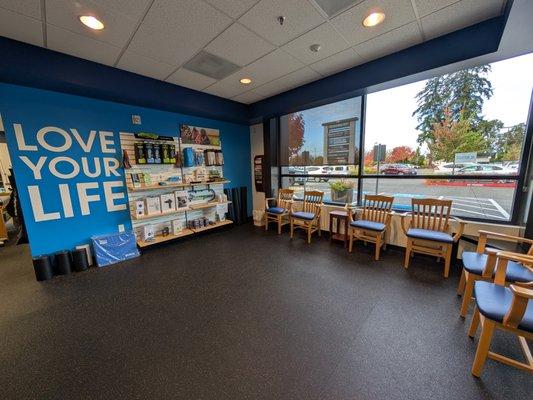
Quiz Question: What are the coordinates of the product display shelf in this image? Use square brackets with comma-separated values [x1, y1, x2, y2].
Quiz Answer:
[189, 201, 232, 210]
[191, 219, 233, 233]
[127, 180, 230, 192]
[137, 228, 195, 248]
[131, 208, 190, 221]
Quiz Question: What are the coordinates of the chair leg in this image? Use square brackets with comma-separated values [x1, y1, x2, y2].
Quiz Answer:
[443, 244, 452, 278]
[307, 223, 312, 244]
[468, 306, 480, 338]
[277, 216, 282, 235]
[348, 231, 353, 253]
[264, 215, 268, 231]
[318, 217, 321, 237]
[460, 273, 474, 318]
[457, 269, 466, 296]
[290, 219, 294, 239]
[471, 318, 495, 378]
[374, 235, 381, 261]
[404, 239, 412, 269]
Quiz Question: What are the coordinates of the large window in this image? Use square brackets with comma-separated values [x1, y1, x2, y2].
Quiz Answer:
[279, 53, 533, 223]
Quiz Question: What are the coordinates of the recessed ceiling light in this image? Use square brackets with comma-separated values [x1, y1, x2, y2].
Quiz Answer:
[79, 15, 105, 30]
[240, 78, 252, 85]
[362, 11, 385, 27]
[309, 44, 321, 53]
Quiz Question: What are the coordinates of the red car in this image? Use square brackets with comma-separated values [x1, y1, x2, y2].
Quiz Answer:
[380, 164, 417, 175]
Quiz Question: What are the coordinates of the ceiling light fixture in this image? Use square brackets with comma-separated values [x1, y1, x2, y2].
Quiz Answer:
[79, 15, 105, 30]
[362, 11, 385, 27]
[309, 44, 321, 53]
[240, 78, 252, 85]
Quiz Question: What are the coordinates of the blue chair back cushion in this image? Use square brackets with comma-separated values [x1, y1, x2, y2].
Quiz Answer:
[407, 228, 453, 243]
[462, 252, 533, 282]
[474, 281, 533, 333]
[350, 220, 386, 232]
[292, 211, 315, 221]
[267, 207, 286, 214]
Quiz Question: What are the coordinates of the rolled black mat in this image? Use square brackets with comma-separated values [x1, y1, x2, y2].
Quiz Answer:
[239, 186, 248, 223]
[54, 251, 72, 275]
[71, 248, 89, 272]
[32, 255, 54, 281]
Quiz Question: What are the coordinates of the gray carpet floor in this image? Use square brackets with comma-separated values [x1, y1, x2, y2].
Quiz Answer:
[0, 223, 531, 399]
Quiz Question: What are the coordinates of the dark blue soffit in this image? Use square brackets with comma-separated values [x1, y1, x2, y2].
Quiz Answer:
[248, 15, 508, 123]
[0, 36, 249, 125]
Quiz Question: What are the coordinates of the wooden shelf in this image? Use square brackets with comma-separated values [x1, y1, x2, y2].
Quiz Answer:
[132, 208, 189, 220]
[127, 180, 230, 192]
[189, 201, 231, 210]
[192, 219, 233, 233]
[137, 228, 194, 248]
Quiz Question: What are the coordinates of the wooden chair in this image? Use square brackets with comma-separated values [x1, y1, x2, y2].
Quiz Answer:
[290, 190, 323, 244]
[468, 251, 533, 377]
[457, 230, 533, 317]
[400, 198, 465, 278]
[347, 195, 394, 260]
[264, 188, 294, 234]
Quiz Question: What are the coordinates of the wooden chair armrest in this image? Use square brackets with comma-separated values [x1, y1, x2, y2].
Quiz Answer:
[478, 230, 533, 245]
[449, 217, 465, 242]
[503, 284, 533, 328]
[494, 251, 533, 285]
[510, 284, 533, 299]
[496, 251, 533, 265]
[399, 212, 411, 236]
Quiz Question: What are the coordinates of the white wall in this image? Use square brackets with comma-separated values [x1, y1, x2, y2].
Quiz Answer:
[250, 124, 265, 223]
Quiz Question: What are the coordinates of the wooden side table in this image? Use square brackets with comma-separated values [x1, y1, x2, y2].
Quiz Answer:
[329, 210, 349, 247]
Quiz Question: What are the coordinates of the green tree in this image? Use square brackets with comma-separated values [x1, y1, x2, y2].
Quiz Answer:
[498, 123, 525, 161]
[413, 76, 449, 146]
[288, 113, 305, 159]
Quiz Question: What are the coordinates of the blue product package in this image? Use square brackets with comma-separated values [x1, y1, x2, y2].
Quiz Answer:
[183, 147, 194, 167]
[91, 230, 140, 267]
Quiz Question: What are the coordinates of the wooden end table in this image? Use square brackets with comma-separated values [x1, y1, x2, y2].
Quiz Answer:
[329, 210, 349, 248]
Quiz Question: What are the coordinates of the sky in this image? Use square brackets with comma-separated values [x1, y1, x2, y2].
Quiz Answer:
[291, 52, 533, 157]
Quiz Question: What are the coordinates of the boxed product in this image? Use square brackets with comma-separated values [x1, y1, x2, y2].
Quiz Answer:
[160, 193, 175, 213]
[154, 144, 162, 164]
[161, 144, 170, 164]
[134, 143, 146, 164]
[135, 200, 145, 217]
[172, 219, 184, 235]
[144, 142, 155, 163]
[145, 196, 161, 215]
[142, 225, 155, 241]
[91, 231, 140, 267]
[161, 222, 171, 237]
[175, 190, 189, 209]
[169, 144, 176, 164]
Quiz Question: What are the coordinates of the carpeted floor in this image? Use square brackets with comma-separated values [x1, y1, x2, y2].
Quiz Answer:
[0, 223, 531, 399]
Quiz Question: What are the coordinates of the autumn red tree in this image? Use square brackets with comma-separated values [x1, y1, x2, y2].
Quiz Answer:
[387, 146, 415, 163]
[288, 113, 305, 159]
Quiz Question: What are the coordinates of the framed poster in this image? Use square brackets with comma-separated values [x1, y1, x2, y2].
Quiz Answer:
[180, 124, 220, 146]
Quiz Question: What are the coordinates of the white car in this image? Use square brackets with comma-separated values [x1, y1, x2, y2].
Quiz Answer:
[305, 166, 331, 182]
[456, 164, 509, 175]
[434, 162, 479, 174]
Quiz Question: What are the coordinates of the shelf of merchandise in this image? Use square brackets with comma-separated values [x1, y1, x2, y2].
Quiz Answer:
[188, 201, 232, 210]
[127, 180, 230, 192]
[191, 219, 233, 233]
[131, 208, 190, 221]
[137, 228, 195, 248]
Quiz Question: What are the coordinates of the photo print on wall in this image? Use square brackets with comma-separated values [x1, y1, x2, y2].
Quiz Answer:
[180, 124, 220, 146]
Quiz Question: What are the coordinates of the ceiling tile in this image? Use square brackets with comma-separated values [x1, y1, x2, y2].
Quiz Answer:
[310, 48, 362, 76]
[254, 67, 321, 96]
[0, 0, 41, 19]
[353, 22, 422, 62]
[421, 0, 504, 40]
[232, 90, 265, 104]
[203, 78, 248, 99]
[205, 23, 276, 67]
[239, 0, 325, 46]
[128, 0, 232, 66]
[89, 0, 153, 20]
[331, 0, 416, 45]
[166, 68, 217, 91]
[47, 25, 121, 65]
[413, 0, 459, 17]
[204, 0, 260, 18]
[116, 50, 176, 80]
[0, 7, 42, 46]
[282, 22, 351, 64]
[313, 0, 363, 17]
[45, 0, 139, 47]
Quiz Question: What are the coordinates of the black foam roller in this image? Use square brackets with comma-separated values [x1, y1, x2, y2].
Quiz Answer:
[32, 255, 54, 281]
[240, 186, 248, 223]
[72, 248, 89, 272]
[54, 251, 72, 275]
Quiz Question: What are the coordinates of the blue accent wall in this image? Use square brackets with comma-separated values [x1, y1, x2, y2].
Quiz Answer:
[0, 83, 251, 256]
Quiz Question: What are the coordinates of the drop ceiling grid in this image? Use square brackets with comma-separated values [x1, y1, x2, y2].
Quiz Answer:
[0, 0, 507, 104]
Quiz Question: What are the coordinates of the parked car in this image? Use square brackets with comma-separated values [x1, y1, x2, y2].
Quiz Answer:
[305, 166, 331, 182]
[330, 165, 358, 175]
[434, 162, 479, 174]
[380, 164, 417, 175]
[287, 167, 307, 185]
[456, 164, 509, 175]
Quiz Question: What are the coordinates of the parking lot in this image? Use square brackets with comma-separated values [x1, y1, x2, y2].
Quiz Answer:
[288, 178, 515, 221]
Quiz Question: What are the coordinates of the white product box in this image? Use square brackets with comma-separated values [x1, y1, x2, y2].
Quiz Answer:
[145, 196, 161, 215]
[142, 225, 155, 241]
[135, 200, 145, 217]
[172, 219, 184, 235]
[160, 193, 175, 213]
[174, 190, 189, 210]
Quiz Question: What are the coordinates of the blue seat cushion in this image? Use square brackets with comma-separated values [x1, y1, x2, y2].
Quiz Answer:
[292, 211, 315, 220]
[407, 228, 453, 243]
[462, 252, 533, 282]
[350, 220, 385, 231]
[474, 281, 533, 333]
[267, 207, 286, 214]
